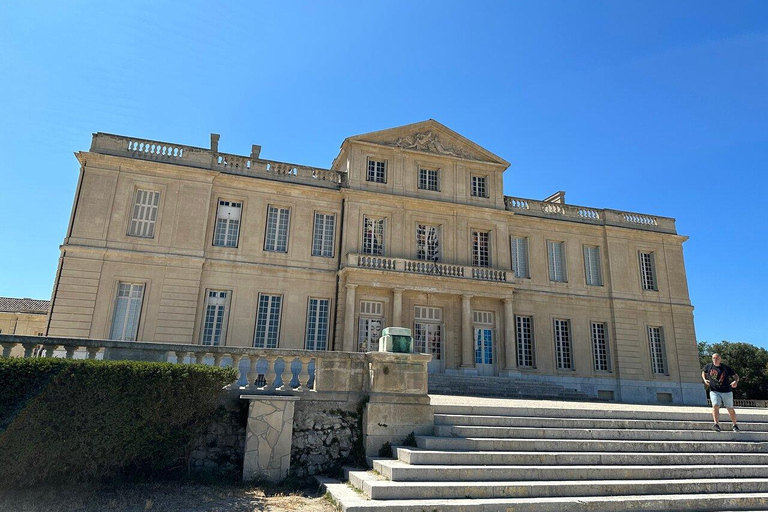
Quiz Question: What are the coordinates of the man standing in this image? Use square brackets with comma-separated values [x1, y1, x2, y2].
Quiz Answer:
[702, 353, 740, 432]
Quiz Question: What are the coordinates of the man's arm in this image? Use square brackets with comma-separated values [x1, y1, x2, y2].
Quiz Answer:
[731, 372, 739, 388]
[702, 370, 710, 386]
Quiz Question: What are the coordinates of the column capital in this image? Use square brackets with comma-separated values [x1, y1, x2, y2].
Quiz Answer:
[461, 294, 473, 300]
[346, 283, 358, 290]
[503, 297, 514, 305]
[392, 287, 404, 295]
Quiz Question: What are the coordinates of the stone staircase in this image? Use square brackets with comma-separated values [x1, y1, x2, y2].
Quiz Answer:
[322, 395, 768, 511]
[428, 373, 592, 401]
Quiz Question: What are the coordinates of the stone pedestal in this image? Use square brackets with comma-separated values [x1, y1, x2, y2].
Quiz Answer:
[241, 395, 299, 482]
[363, 352, 434, 457]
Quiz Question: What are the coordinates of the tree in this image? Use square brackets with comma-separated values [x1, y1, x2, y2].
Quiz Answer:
[698, 340, 768, 400]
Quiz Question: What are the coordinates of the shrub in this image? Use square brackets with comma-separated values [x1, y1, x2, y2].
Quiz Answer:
[0, 358, 237, 488]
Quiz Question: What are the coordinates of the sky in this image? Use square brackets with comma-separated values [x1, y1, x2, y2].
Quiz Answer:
[0, 1, 766, 348]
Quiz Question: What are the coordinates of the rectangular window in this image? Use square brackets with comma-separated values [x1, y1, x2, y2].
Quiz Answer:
[305, 298, 330, 351]
[472, 230, 490, 267]
[358, 300, 384, 352]
[414, 306, 442, 361]
[254, 294, 282, 348]
[213, 200, 242, 247]
[419, 168, 439, 191]
[367, 158, 387, 183]
[471, 175, 487, 198]
[473, 311, 494, 366]
[554, 318, 573, 370]
[264, 205, 290, 252]
[511, 237, 529, 278]
[109, 282, 144, 341]
[584, 245, 603, 286]
[128, 189, 160, 238]
[362, 217, 384, 255]
[516, 315, 535, 368]
[416, 224, 440, 261]
[312, 212, 335, 257]
[591, 322, 610, 371]
[548, 241, 567, 282]
[648, 326, 667, 374]
[639, 252, 658, 291]
[201, 290, 230, 346]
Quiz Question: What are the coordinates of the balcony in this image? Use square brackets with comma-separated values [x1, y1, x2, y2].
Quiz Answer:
[89, 133, 345, 189]
[346, 253, 509, 283]
[504, 196, 677, 234]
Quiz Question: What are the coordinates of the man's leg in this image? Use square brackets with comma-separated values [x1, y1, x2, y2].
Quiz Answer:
[712, 405, 720, 424]
[727, 408, 737, 424]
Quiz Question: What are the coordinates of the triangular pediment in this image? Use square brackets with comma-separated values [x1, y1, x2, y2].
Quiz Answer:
[346, 120, 510, 167]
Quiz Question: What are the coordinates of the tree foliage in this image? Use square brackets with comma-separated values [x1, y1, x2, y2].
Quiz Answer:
[698, 340, 768, 399]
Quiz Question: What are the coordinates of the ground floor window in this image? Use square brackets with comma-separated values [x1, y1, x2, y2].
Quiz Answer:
[110, 282, 145, 341]
[414, 306, 442, 360]
[305, 298, 330, 351]
[254, 294, 282, 348]
[358, 300, 383, 351]
[201, 290, 230, 346]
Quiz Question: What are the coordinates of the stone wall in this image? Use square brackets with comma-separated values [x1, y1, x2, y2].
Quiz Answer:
[188, 398, 247, 479]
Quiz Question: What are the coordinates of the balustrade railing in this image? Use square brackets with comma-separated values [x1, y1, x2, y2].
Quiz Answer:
[0, 334, 370, 395]
[349, 253, 509, 283]
[90, 133, 344, 189]
[504, 195, 676, 233]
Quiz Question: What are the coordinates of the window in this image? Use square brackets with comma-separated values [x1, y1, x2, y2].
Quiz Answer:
[213, 200, 241, 247]
[109, 282, 144, 341]
[358, 300, 383, 352]
[414, 306, 442, 361]
[639, 252, 658, 291]
[472, 230, 490, 267]
[201, 290, 230, 346]
[362, 217, 384, 255]
[254, 294, 282, 348]
[128, 189, 160, 238]
[548, 241, 567, 282]
[305, 298, 330, 351]
[471, 175, 487, 198]
[554, 318, 573, 370]
[474, 311, 494, 366]
[419, 168, 439, 191]
[264, 205, 290, 252]
[591, 322, 610, 371]
[367, 158, 386, 183]
[516, 315, 535, 368]
[416, 224, 440, 261]
[511, 237, 529, 278]
[312, 213, 335, 257]
[584, 246, 603, 286]
[648, 326, 667, 374]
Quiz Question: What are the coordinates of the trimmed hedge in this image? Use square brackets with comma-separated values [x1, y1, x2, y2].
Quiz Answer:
[0, 358, 237, 487]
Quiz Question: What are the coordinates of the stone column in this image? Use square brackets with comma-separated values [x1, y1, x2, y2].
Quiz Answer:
[392, 288, 403, 327]
[343, 284, 358, 352]
[460, 294, 477, 375]
[502, 297, 517, 375]
[240, 395, 299, 482]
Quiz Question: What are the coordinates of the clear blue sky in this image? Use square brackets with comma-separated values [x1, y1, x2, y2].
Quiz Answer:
[1, 1, 766, 348]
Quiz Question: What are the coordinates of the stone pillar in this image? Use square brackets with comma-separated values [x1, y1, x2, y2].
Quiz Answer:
[240, 395, 299, 482]
[460, 294, 477, 375]
[500, 297, 520, 377]
[363, 352, 434, 457]
[343, 284, 358, 352]
[392, 288, 403, 327]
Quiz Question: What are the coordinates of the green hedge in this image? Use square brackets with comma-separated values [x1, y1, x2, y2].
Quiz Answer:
[0, 358, 237, 487]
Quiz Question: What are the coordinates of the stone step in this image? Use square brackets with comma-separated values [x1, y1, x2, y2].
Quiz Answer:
[348, 470, 768, 500]
[435, 425, 768, 441]
[435, 413, 768, 431]
[373, 458, 768, 482]
[394, 446, 768, 466]
[320, 479, 768, 512]
[415, 435, 768, 453]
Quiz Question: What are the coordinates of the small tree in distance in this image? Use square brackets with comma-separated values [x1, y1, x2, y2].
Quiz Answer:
[698, 340, 768, 400]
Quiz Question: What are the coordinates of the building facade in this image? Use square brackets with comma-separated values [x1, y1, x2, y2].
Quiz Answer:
[46, 120, 704, 404]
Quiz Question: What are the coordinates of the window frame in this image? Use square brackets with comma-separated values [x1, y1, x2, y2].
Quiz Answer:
[547, 240, 568, 283]
[305, 297, 330, 351]
[358, 300, 384, 352]
[127, 188, 161, 239]
[264, 204, 291, 253]
[583, 245, 603, 286]
[553, 318, 574, 371]
[418, 168, 440, 192]
[414, 306, 443, 361]
[212, 199, 243, 248]
[362, 216, 385, 256]
[471, 174, 488, 198]
[311, 212, 336, 258]
[109, 281, 146, 341]
[416, 223, 440, 262]
[639, 251, 658, 291]
[471, 229, 491, 267]
[590, 321, 611, 372]
[200, 289, 232, 346]
[253, 293, 283, 349]
[648, 325, 668, 375]
[515, 314, 536, 369]
[366, 157, 387, 184]
[511, 236, 530, 279]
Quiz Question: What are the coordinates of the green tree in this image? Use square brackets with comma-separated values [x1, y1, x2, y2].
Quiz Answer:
[698, 340, 768, 399]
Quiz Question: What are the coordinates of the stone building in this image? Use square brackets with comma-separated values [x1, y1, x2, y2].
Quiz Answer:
[46, 120, 704, 404]
[0, 297, 49, 357]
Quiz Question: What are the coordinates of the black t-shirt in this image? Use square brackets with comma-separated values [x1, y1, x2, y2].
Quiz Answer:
[704, 363, 735, 393]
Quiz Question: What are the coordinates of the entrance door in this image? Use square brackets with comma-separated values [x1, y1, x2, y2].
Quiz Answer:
[475, 327, 494, 376]
[414, 306, 443, 373]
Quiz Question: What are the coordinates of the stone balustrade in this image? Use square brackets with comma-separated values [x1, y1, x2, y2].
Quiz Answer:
[0, 334, 370, 395]
[504, 196, 677, 234]
[348, 253, 509, 283]
[90, 133, 345, 189]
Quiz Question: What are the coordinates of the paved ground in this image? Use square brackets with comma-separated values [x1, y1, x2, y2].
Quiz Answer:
[0, 481, 336, 512]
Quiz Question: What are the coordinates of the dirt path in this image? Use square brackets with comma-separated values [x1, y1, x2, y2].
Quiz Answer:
[0, 481, 337, 512]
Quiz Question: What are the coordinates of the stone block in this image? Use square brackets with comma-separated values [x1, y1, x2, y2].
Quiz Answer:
[241, 395, 298, 482]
